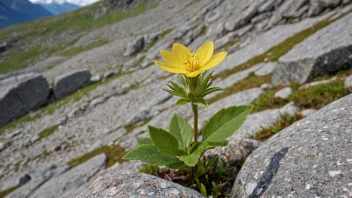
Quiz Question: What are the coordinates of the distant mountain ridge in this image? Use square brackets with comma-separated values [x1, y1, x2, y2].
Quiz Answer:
[0, 0, 53, 29]
[38, 2, 81, 15]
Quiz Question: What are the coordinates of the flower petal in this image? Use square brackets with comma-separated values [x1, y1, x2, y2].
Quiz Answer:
[201, 51, 227, 71]
[160, 50, 184, 68]
[185, 69, 203, 77]
[195, 41, 214, 65]
[172, 43, 192, 63]
[154, 61, 187, 74]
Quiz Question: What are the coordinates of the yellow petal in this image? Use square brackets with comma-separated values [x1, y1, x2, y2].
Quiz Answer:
[160, 50, 184, 68]
[195, 41, 214, 65]
[201, 51, 227, 71]
[172, 43, 192, 63]
[185, 69, 203, 77]
[154, 61, 187, 74]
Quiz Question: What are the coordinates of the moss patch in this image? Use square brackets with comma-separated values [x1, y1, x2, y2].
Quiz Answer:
[215, 17, 343, 80]
[200, 25, 207, 36]
[289, 80, 348, 109]
[67, 144, 126, 168]
[36, 125, 59, 142]
[0, 186, 19, 198]
[254, 113, 304, 141]
[207, 74, 272, 104]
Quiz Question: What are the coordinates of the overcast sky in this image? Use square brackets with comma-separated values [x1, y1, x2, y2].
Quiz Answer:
[29, 0, 100, 6]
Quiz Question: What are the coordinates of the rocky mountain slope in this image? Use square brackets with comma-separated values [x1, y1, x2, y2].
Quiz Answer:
[37, 2, 81, 15]
[0, 0, 351, 197]
[0, 0, 53, 29]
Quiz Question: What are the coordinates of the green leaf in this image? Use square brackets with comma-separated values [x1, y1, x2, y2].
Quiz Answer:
[177, 149, 189, 156]
[180, 141, 228, 167]
[179, 155, 199, 167]
[122, 145, 179, 165]
[195, 179, 207, 196]
[175, 98, 191, 106]
[169, 114, 194, 149]
[192, 98, 208, 107]
[201, 87, 225, 97]
[148, 126, 179, 156]
[136, 138, 153, 145]
[195, 165, 206, 178]
[202, 105, 253, 142]
[170, 81, 188, 98]
[167, 161, 187, 169]
[189, 142, 201, 153]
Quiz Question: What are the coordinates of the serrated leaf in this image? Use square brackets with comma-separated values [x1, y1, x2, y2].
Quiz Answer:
[148, 126, 179, 156]
[202, 105, 253, 142]
[163, 88, 183, 98]
[170, 81, 188, 98]
[192, 98, 208, 107]
[175, 98, 191, 106]
[169, 114, 194, 149]
[136, 138, 153, 145]
[122, 145, 179, 165]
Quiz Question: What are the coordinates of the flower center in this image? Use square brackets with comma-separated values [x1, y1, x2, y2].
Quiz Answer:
[185, 54, 200, 72]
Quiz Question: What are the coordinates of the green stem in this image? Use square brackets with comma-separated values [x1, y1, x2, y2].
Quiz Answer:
[192, 103, 198, 143]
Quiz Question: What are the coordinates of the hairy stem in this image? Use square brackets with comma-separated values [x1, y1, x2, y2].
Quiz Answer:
[192, 103, 198, 143]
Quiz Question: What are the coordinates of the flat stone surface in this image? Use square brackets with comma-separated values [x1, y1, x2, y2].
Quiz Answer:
[300, 109, 318, 117]
[0, 73, 49, 127]
[53, 69, 92, 100]
[274, 87, 293, 99]
[345, 74, 352, 92]
[273, 13, 352, 85]
[254, 62, 278, 76]
[27, 154, 107, 198]
[215, 14, 331, 75]
[76, 169, 204, 198]
[231, 93, 352, 198]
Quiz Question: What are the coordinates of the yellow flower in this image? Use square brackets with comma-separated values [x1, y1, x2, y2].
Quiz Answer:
[154, 41, 227, 77]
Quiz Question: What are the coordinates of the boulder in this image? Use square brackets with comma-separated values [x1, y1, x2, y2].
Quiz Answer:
[0, 73, 49, 127]
[274, 87, 292, 99]
[123, 36, 145, 56]
[76, 169, 204, 198]
[53, 70, 91, 100]
[231, 93, 352, 197]
[272, 13, 352, 85]
[254, 62, 278, 76]
[345, 74, 352, 92]
[308, 0, 342, 16]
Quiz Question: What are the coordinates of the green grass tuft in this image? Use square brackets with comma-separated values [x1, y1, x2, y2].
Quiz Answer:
[254, 113, 304, 141]
[67, 144, 126, 168]
[36, 125, 59, 142]
[0, 186, 19, 198]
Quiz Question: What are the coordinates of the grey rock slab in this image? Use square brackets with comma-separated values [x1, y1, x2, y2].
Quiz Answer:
[53, 69, 91, 100]
[345, 74, 352, 92]
[216, 14, 330, 76]
[76, 169, 204, 198]
[123, 36, 144, 56]
[274, 87, 293, 99]
[309, 0, 342, 16]
[300, 109, 318, 117]
[231, 92, 352, 198]
[0, 141, 10, 152]
[272, 13, 352, 85]
[299, 76, 337, 89]
[0, 73, 49, 127]
[254, 62, 278, 76]
[6, 162, 68, 198]
[279, 0, 308, 18]
[260, 83, 273, 90]
[28, 154, 107, 198]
